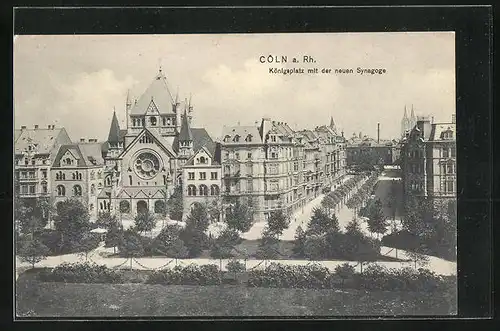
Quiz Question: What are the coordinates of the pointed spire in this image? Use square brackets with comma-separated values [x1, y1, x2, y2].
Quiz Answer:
[410, 104, 415, 119]
[403, 105, 408, 118]
[175, 86, 179, 104]
[107, 109, 121, 144]
[329, 116, 336, 130]
[179, 108, 193, 142]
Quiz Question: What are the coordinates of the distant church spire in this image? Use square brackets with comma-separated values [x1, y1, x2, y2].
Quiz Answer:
[179, 108, 193, 142]
[329, 116, 336, 131]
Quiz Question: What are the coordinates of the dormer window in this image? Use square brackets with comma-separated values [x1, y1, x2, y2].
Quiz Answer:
[150, 117, 157, 126]
[224, 135, 231, 143]
[234, 135, 240, 142]
[65, 158, 72, 165]
[246, 135, 253, 142]
[199, 156, 206, 164]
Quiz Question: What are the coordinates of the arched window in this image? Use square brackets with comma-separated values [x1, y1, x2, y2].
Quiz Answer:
[105, 176, 112, 186]
[137, 200, 148, 214]
[62, 173, 66, 180]
[56, 185, 65, 196]
[129, 175, 133, 185]
[163, 175, 167, 185]
[78, 172, 82, 180]
[73, 185, 82, 196]
[65, 157, 72, 165]
[187, 184, 197, 196]
[199, 184, 208, 196]
[210, 184, 220, 196]
[98, 172, 102, 179]
[141, 118, 146, 127]
[99, 202, 104, 210]
[150, 117, 157, 126]
[90, 171, 95, 180]
[72, 173, 76, 180]
[167, 117, 171, 125]
[199, 156, 206, 164]
[90, 184, 95, 195]
[56, 172, 60, 180]
[154, 200, 166, 214]
[120, 200, 130, 213]
[233, 135, 240, 142]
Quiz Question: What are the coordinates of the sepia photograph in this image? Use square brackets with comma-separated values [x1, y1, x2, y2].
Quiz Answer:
[14, 32, 457, 317]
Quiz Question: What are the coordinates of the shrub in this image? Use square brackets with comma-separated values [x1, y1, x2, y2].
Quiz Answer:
[226, 259, 246, 274]
[146, 264, 220, 285]
[247, 263, 331, 289]
[39, 262, 123, 283]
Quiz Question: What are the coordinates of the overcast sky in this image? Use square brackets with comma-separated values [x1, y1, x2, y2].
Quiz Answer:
[14, 33, 455, 141]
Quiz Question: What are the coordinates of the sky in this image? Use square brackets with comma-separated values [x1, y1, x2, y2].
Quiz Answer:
[14, 33, 455, 142]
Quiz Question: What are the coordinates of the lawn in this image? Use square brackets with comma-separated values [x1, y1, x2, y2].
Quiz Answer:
[16, 270, 456, 317]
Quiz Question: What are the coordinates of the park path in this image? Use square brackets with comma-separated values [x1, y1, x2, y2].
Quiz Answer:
[16, 243, 456, 276]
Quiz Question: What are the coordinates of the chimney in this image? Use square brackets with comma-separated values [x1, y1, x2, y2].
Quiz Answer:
[451, 114, 456, 124]
[377, 122, 380, 144]
[416, 116, 432, 139]
[21, 125, 26, 130]
[47, 125, 51, 129]
[34, 124, 39, 129]
[431, 116, 434, 124]
[80, 138, 85, 143]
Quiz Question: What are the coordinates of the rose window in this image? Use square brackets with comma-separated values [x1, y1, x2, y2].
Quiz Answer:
[134, 152, 160, 179]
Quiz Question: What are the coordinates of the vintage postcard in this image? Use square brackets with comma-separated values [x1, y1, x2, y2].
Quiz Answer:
[14, 33, 457, 317]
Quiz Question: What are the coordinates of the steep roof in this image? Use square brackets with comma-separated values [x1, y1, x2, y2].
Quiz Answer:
[107, 111, 121, 143]
[53, 142, 105, 167]
[14, 127, 69, 155]
[129, 71, 176, 115]
[429, 123, 456, 142]
[221, 125, 263, 145]
[178, 110, 193, 142]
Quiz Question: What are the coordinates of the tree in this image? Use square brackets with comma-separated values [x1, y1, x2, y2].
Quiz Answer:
[182, 203, 210, 257]
[226, 259, 245, 279]
[335, 263, 355, 286]
[366, 199, 388, 238]
[266, 210, 290, 238]
[35, 196, 54, 228]
[225, 199, 253, 233]
[255, 228, 280, 261]
[134, 210, 157, 235]
[53, 199, 91, 251]
[402, 197, 435, 239]
[321, 195, 336, 216]
[76, 233, 101, 261]
[118, 229, 145, 269]
[17, 238, 50, 269]
[96, 212, 118, 229]
[292, 225, 307, 257]
[152, 224, 188, 261]
[105, 222, 124, 254]
[405, 250, 430, 269]
[307, 207, 339, 236]
[206, 197, 222, 223]
[345, 217, 363, 237]
[167, 186, 183, 221]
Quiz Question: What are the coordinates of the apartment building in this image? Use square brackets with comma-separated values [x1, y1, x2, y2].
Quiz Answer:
[51, 139, 106, 220]
[14, 124, 72, 204]
[401, 115, 456, 205]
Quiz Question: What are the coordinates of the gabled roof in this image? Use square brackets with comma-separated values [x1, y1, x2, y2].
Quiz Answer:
[119, 128, 177, 159]
[184, 146, 213, 166]
[14, 127, 69, 155]
[129, 71, 176, 115]
[107, 111, 121, 143]
[53, 142, 105, 167]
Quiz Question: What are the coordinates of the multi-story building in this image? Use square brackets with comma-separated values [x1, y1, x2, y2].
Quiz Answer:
[181, 128, 222, 220]
[51, 139, 106, 219]
[220, 117, 347, 221]
[14, 124, 72, 205]
[401, 115, 456, 205]
[346, 132, 399, 167]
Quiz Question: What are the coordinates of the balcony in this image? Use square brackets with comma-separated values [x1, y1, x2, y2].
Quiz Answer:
[18, 176, 39, 182]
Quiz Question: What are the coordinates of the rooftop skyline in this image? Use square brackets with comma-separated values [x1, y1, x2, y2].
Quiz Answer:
[14, 33, 455, 141]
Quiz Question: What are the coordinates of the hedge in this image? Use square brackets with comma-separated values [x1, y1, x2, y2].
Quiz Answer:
[146, 264, 221, 285]
[38, 262, 123, 283]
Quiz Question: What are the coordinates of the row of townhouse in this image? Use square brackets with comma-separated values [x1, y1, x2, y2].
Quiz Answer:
[218, 117, 347, 221]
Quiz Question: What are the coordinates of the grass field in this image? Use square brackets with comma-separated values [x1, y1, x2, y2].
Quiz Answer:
[16, 271, 456, 317]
